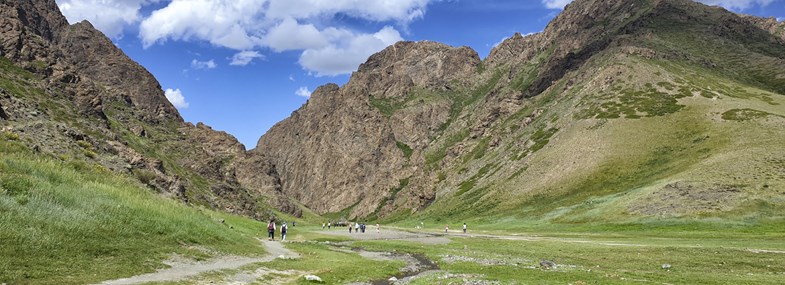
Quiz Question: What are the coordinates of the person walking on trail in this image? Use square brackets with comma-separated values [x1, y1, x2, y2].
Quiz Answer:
[463, 223, 467, 234]
[322, 223, 325, 229]
[349, 223, 353, 233]
[328, 222, 331, 229]
[281, 222, 288, 241]
[355, 222, 359, 233]
[445, 224, 449, 233]
[376, 223, 380, 233]
[267, 219, 276, 241]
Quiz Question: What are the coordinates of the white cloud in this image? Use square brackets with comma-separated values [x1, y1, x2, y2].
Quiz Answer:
[191, 59, 217, 70]
[56, 0, 161, 38]
[165, 88, 189, 109]
[289, 75, 296, 81]
[542, 0, 573, 9]
[139, 0, 266, 50]
[264, 0, 431, 23]
[61, 0, 434, 76]
[262, 17, 330, 52]
[136, 0, 432, 76]
[299, 26, 403, 76]
[698, 0, 775, 10]
[230, 51, 265, 66]
[295, 86, 312, 97]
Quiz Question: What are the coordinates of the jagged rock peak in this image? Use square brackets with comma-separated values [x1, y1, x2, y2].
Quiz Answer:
[0, 0, 69, 41]
[346, 41, 481, 99]
[0, 0, 182, 122]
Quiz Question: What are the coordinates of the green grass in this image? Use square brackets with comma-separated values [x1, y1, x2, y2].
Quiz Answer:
[396, 141, 414, 159]
[351, 231, 785, 285]
[722, 108, 783, 121]
[263, 241, 404, 284]
[0, 138, 266, 285]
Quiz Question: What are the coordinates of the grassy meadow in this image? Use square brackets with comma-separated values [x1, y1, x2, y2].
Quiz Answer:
[0, 136, 269, 284]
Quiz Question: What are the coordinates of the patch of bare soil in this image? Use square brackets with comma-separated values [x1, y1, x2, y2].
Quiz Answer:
[318, 228, 451, 244]
[97, 239, 299, 285]
[628, 181, 744, 216]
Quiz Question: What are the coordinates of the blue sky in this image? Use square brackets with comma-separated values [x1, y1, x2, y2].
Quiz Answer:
[54, 0, 785, 149]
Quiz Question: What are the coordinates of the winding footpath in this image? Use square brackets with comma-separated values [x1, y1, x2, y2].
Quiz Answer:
[98, 239, 299, 285]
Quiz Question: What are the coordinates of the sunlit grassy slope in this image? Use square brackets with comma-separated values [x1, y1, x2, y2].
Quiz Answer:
[0, 136, 272, 284]
[397, 9, 785, 232]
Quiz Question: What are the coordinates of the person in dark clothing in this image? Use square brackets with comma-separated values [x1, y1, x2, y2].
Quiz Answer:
[267, 219, 276, 241]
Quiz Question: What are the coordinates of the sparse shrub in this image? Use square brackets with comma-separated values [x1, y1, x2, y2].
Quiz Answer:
[83, 149, 97, 158]
[76, 140, 92, 149]
[133, 169, 156, 185]
[2, 131, 20, 141]
[721, 108, 780, 121]
[436, 172, 447, 182]
[396, 141, 413, 159]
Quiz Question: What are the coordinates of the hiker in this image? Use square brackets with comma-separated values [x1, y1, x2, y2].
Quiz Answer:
[281, 222, 288, 241]
[463, 223, 467, 234]
[361, 223, 365, 233]
[267, 219, 276, 241]
[355, 222, 359, 233]
[445, 224, 449, 233]
[322, 223, 325, 229]
[349, 223, 353, 233]
[328, 222, 331, 229]
[376, 223, 380, 233]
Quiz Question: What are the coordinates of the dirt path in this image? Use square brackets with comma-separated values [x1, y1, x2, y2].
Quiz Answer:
[318, 228, 451, 244]
[98, 239, 299, 285]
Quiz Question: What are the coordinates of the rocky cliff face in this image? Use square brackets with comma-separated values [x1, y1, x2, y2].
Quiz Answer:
[251, 0, 785, 220]
[3, 0, 784, 222]
[0, 0, 281, 218]
[253, 41, 480, 217]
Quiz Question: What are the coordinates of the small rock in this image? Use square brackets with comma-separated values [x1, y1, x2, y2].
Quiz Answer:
[389, 276, 398, 282]
[540, 260, 556, 269]
[304, 275, 323, 282]
[278, 255, 286, 259]
[219, 218, 225, 224]
[662, 264, 672, 270]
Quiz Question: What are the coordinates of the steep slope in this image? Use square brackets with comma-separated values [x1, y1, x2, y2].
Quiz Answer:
[254, 0, 785, 227]
[254, 41, 481, 217]
[0, 0, 289, 218]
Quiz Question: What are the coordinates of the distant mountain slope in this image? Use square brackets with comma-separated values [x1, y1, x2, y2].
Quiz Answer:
[0, 0, 293, 218]
[1, 0, 784, 228]
[254, 0, 785, 226]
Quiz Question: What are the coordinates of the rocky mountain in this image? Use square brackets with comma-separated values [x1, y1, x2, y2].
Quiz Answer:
[0, 0, 291, 218]
[2, 0, 784, 225]
[255, 0, 785, 222]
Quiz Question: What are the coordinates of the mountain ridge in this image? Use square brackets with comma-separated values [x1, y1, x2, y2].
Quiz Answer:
[2, 0, 785, 224]
[254, 0, 785, 221]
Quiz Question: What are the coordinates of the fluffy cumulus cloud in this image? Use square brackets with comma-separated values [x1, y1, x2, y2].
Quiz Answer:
[264, 0, 431, 22]
[542, 0, 775, 10]
[165, 88, 189, 109]
[58, 0, 436, 75]
[295, 86, 312, 97]
[136, 0, 432, 75]
[56, 0, 161, 38]
[299, 26, 402, 76]
[139, 0, 266, 50]
[191, 59, 217, 70]
[230, 51, 265, 66]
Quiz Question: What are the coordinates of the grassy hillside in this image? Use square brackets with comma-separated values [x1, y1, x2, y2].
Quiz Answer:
[382, 3, 785, 233]
[0, 135, 269, 284]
